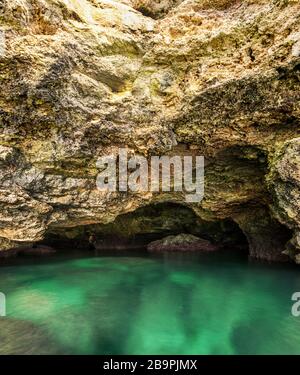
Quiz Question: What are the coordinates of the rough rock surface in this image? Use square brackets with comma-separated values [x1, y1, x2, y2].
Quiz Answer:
[0, 0, 300, 261]
[268, 137, 300, 261]
[147, 233, 219, 252]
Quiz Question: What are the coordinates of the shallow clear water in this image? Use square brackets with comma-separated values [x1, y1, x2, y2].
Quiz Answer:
[1, 251, 300, 354]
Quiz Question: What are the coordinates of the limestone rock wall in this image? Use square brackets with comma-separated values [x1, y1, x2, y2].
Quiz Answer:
[0, 0, 300, 261]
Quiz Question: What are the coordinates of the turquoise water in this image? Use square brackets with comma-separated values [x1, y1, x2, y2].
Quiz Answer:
[1, 251, 300, 354]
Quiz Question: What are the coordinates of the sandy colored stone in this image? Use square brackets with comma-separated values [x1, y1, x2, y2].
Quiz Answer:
[147, 233, 219, 252]
[0, 0, 300, 261]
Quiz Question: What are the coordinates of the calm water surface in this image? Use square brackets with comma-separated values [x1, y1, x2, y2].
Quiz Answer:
[1, 251, 300, 354]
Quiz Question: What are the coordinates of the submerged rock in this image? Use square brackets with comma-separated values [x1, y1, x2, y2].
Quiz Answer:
[0, 318, 63, 355]
[147, 234, 220, 253]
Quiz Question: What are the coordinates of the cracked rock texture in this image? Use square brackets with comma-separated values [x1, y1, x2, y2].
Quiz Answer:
[0, 0, 300, 261]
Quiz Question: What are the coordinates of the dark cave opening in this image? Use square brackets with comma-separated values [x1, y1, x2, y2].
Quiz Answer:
[41, 202, 249, 255]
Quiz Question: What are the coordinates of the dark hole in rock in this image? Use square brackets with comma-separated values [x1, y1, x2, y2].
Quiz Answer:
[136, 6, 157, 19]
[41, 203, 249, 254]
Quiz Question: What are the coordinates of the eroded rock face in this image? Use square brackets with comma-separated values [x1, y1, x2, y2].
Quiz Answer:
[0, 0, 300, 261]
[131, 0, 184, 19]
[234, 206, 292, 262]
[268, 138, 300, 261]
